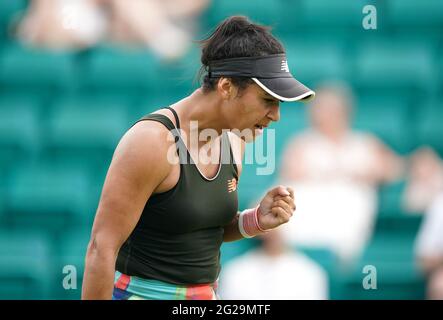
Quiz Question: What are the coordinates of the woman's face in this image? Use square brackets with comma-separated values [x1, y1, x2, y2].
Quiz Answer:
[226, 83, 281, 142]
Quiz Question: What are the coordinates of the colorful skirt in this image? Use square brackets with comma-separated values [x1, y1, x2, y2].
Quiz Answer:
[112, 271, 218, 300]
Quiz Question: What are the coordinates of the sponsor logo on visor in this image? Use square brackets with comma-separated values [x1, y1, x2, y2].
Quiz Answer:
[280, 60, 290, 72]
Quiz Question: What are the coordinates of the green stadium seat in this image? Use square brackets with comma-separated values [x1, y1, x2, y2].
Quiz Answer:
[44, 96, 130, 178]
[0, 0, 27, 41]
[365, 233, 416, 261]
[0, 95, 40, 170]
[0, 43, 76, 93]
[351, 204, 425, 299]
[298, 0, 364, 29]
[154, 46, 200, 99]
[237, 139, 278, 211]
[439, 54, 443, 91]
[296, 246, 338, 275]
[0, 231, 52, 299]
[273, 102, 309, 159]
[205, 0, 284, 30]
[374, 215, 423, 242]
[338, 262, 425, 299]
[135, 46, 201, 116]
[294, 246, 340, 299]
[415, 100, 443, 156]
[136, 96, 180, 120]
[53, 229, 90, 299]
[282, 42, 348, 88]
[375, 181, 423, 238]
[387, 0, 443, 28]
[237, 103, 309, 210]
[329, 178, 426, 299]
[377, 180, 407, 217]
[268, 0, 303, 36]
[81, 45, 160, 98]
[352, 95, 412, 154]
[354, 42, 434, 97]
[0, 190, 4, 224]
[5, 163, 94, 232]
[237, 166, 275, 211]
[338, 233, 426, 299]
[220, 238, 260, 266]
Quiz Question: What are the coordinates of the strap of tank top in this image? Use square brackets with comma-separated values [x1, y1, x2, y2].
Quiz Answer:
[134, 113, 175, 131]
[164, 106, 180, 130]
[132, 113, 183, 150]
[132, 113, 189, 164]
[223, 132, 239, 177]
[134, 109, 236, 171]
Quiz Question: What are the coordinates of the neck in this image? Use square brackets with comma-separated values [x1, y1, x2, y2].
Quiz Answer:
[172, 88, 227, 148]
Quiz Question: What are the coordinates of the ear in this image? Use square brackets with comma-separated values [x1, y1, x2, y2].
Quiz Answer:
[217, 78, 238, 100]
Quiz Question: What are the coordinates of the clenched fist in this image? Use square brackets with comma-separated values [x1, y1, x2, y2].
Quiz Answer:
[257, 185, 296, 231]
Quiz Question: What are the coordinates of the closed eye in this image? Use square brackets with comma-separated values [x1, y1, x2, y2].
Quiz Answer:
[264, 98, 279, 105]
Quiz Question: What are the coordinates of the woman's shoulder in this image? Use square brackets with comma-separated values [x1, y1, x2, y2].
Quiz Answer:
[115, 115, 177, 171]
[127, 116, 175, 144]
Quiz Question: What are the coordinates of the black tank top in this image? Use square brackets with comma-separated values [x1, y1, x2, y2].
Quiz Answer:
[116, 107, 239, 285]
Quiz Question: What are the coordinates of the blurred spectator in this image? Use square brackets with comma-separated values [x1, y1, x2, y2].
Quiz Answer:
[16, 0, 107, 50]
[415, 192, 443, 300]
[105, 0, 209, 59]
[15, 0, 209, 59]
[218, 230, 328, 300]
[402, 147, 443, 214]
[278, 83, 404, 263]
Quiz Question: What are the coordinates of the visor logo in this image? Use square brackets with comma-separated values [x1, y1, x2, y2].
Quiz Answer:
[281, 60, 290, 72]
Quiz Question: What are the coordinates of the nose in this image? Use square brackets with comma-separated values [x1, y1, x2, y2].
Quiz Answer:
[268, 104, 280, 122]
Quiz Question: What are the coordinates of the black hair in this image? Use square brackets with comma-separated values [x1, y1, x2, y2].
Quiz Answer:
[198, 16, 285, 93]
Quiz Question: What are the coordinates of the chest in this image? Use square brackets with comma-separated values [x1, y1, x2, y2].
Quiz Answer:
[155, 135, 226, 192]
[144, 161, 239, 233]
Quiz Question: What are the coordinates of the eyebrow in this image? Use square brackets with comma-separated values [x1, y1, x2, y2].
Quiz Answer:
[262, 94, 280, 102]
[262, 93, 277, 100]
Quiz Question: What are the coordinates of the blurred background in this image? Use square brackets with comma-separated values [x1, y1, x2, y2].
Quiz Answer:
[0, 0, 442, 300]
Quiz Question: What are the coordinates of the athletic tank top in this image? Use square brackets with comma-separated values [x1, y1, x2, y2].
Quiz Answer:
[116, 107, 239, 285]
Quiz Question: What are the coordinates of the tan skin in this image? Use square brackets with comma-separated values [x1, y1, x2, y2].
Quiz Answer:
[82, 78, 296, 299]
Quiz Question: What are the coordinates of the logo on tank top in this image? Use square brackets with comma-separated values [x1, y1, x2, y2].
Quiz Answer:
[227, 178, 237, 193]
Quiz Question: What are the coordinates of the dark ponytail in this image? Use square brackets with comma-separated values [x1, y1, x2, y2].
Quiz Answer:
[199, 16, 285, 93]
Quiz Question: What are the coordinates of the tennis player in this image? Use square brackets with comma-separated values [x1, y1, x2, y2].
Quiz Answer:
[82, 15, 314, 300]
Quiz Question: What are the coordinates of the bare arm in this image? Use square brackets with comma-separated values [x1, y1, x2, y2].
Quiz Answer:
[419, 256, 443, 275]
[373, 138, 405, 182]
[81, 122, 173, 299]
[354, 136, 405, 185]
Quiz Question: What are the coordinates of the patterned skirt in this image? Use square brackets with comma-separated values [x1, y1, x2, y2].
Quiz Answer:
[112, 271, 218, 300]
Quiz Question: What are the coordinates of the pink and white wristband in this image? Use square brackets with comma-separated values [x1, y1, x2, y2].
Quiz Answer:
[238, 205, 268, 238]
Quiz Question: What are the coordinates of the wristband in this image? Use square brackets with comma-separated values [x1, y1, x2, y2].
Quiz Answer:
[238, 205, 268, 238]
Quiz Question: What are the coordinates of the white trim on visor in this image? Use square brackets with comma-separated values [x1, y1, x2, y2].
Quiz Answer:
[252, 78, 315, 102]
